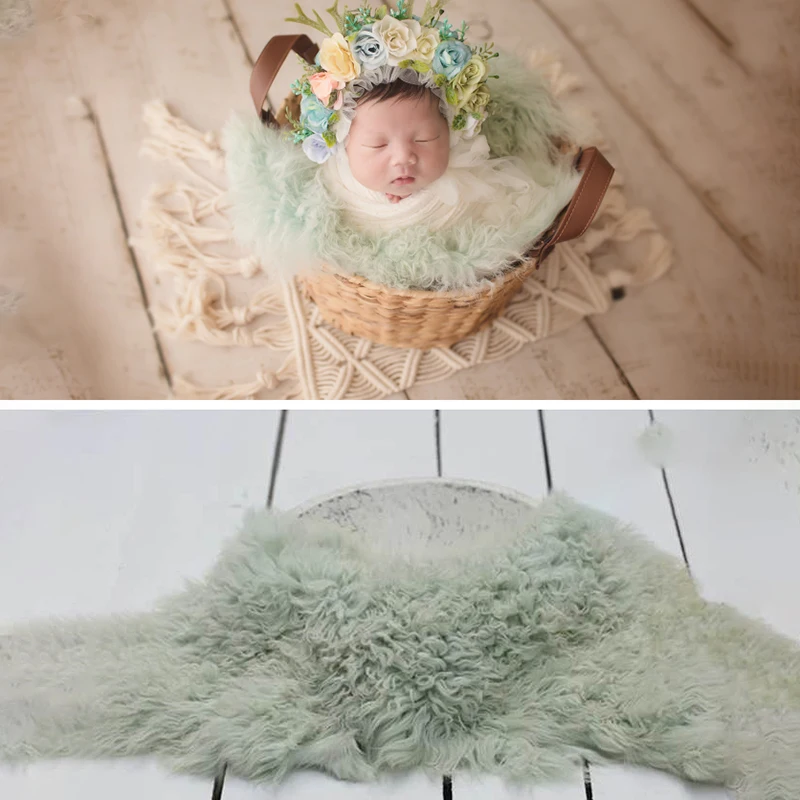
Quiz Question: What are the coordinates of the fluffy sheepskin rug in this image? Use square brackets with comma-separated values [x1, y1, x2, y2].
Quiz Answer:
[223, 51, 587, 291]
[2, 493, 799, 799]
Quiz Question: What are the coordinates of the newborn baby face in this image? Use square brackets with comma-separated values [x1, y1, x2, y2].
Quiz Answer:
[345, 90, 450, 202]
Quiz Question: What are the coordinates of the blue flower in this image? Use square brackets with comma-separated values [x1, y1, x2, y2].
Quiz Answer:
[352, 25, 389, 70]
[432, 39, 471, 80]
[300, 93, 334, 135]
[302, 133, 336, 164]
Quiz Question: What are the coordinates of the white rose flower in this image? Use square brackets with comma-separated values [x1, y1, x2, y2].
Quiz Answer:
[372, 16, 422, 66]
[409, 27, 440, 63]
[461, 113, 480, 139]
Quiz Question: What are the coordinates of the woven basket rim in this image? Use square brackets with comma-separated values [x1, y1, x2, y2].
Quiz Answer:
[308, 251, 542, 299]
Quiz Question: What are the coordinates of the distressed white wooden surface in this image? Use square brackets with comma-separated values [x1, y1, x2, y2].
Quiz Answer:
[1, 410, 798, 799]
[542, 411, 734, 799]
[0, 410, 281, 798]
[653, 410, 800, 641]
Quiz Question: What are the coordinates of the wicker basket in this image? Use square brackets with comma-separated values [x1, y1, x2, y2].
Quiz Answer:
[250, 34, 614, 350]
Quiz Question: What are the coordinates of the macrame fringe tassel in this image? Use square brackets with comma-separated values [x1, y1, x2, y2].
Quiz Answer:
[153, 272, 294, 350]
[171, 354, 298, 401]
[140, 100, 226, 191]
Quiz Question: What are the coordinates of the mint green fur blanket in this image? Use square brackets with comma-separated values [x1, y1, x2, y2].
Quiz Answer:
[1, 494, 799, 798]
[223, 52, 585, 291]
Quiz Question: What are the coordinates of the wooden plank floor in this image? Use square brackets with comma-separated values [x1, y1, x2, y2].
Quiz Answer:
[1, 409, 799, 799]
[1, 0, 798, 399]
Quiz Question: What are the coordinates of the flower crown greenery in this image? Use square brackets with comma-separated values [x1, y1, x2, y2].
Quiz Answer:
[284, 0, 499, 163]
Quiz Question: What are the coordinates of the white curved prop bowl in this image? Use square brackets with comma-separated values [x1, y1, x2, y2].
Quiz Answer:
[292, 478, 547, 562]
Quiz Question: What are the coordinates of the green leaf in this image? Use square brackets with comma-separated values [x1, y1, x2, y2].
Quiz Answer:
[322, 130, 337, 147]
[392, 0, 409, 19]
[285, 3, 334, 37]
[420, 0, 445, 26]
[326, 0, 345, 33]
[397, 59, 432, 73]
[445, 85, 458, 105]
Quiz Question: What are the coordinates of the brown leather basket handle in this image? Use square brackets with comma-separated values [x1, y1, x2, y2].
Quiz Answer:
[543, 147, 614, 250]
[250, 34, 320, 124]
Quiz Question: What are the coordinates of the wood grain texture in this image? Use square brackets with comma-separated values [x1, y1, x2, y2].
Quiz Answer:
[5, 0, 304, 397]
[439, 410, 550, 495]
[655, 410, 800, 641]
[540, 0, 800, 278]
[686, 0, 800, 78]
[535, 0, 800, 397]
[0, 20, 168, 399]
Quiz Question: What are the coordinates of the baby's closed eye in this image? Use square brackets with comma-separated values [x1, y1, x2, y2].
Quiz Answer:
[363, 135, 441, 149]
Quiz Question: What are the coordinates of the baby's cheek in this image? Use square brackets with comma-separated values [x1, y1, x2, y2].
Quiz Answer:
[432, 145, 450, 180]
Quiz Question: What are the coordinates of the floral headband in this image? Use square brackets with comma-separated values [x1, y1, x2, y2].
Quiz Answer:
[285, 0, 499, 163]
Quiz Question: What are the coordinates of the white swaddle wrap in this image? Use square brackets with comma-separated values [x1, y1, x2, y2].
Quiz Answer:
[322, 133, 552, 234]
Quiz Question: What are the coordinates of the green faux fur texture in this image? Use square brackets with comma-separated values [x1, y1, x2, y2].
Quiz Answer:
[2, 494, 799, 799]
[222, 51, 586, 291]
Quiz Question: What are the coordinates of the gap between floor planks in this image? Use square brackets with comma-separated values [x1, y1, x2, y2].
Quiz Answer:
[531, 0, 761, 276]
[89, 99, 173, 392]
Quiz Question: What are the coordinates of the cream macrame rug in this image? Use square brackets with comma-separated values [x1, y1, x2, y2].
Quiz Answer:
[130, 51, 673, 400]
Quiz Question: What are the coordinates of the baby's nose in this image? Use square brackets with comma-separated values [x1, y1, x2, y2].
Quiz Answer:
[391, 143, 417, 166]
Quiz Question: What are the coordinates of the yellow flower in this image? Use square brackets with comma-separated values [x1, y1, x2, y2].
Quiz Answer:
[450, 55, 487, 108]
[463, 83, 490, 115]
[409, 27, 440, 62]
[319, 32, 361, 82]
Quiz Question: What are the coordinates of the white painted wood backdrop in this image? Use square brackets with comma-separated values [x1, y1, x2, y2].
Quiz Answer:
[0, 410, 798, 799]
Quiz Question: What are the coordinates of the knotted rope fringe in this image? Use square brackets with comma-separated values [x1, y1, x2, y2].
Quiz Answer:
[130, 49, 673, 400]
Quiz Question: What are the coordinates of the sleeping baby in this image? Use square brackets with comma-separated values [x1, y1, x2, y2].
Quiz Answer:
[284, 4, 560, 237]
[321, 77, 552, 234]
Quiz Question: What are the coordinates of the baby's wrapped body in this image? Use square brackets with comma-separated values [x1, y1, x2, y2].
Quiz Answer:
[321, 78, 556, 239]
[323, 132, 551, 234]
